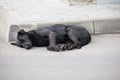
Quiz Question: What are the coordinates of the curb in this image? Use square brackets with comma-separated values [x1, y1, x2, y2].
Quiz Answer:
[9, 18, 120, 41]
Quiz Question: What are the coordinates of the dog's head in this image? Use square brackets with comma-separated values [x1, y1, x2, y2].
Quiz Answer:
[17, 29, 32, 49]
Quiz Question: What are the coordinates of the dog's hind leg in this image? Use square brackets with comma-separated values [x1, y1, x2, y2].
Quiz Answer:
[66, 29, 81, 50]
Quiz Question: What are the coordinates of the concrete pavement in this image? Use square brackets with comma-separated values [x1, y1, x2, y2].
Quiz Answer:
[0, 34, 120, 80]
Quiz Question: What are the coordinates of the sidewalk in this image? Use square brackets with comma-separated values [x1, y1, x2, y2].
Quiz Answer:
[0, 0, 120, 22]
[0, 34, 120, 80]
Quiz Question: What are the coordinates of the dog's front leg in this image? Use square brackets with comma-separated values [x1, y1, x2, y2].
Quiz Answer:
[49, 32, 56, 47]
[47, 32, 61, 52]
[11, 40, 24, 48]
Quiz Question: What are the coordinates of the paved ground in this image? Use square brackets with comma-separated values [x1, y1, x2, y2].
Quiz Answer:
[0, 0, 120, 23]
[0, 34, 120, 80]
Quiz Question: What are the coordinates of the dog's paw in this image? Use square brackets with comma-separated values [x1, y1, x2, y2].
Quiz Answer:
[66, 43, 74, 50]
[76, 45, 82, 49]
[47, 46, 61, 52]
[66, 45, 74, 50]
[66, 43, 82, 50]
[57, 44, 67, 51]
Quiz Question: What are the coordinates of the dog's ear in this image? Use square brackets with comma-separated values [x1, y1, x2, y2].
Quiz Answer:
[18, 29, 25, 34]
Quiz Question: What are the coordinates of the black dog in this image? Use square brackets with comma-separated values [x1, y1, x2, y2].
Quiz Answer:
[11, 24, 91, 52]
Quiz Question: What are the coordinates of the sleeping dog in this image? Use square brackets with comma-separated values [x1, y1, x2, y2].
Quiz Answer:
[11, 24, 91, 52]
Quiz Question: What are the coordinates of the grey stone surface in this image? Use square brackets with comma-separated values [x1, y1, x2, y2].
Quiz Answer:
[0, 34, 120, 80]
[9, 25, 20, 41]
[94, 19, 120, 34]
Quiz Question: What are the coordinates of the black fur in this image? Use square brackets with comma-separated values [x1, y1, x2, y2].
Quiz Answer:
[11, 24, 91, 52]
